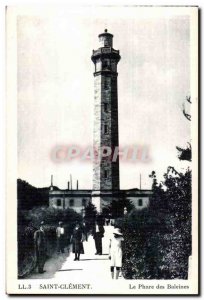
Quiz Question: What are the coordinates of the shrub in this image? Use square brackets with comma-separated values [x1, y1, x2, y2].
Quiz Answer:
[18, 225, 36, 278]
[118, 168, 191, 280]
[18, 206, 82, 277]
[84, 202, 97, 233]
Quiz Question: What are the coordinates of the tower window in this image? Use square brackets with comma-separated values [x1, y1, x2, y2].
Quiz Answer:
[104, 124, 108, 134]
[104, 78, 109, 90]
[57, 199, 61, 207]
[103, 60, 110, 72]
[104, 170, 108, 179]
[69, 199, 74, 207]
[102, 61, 108, 69]
[138, 199, 143, 207]
[104, 39, 109, 47]
[104, 103, 108, 113]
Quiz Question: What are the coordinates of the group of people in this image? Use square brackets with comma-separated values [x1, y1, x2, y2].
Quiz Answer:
[70, 219, 105, 261]
[34, 219, 124, 279]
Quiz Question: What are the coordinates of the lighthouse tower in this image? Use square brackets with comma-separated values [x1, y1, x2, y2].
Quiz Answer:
[91, 29, 121, 212]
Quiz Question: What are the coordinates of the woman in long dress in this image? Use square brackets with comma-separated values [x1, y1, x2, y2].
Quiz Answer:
[109, 227, 124, 279]
[71, 223, 84, 261]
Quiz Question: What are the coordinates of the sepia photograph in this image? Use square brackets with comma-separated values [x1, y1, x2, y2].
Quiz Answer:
[6, 5, 198, 295]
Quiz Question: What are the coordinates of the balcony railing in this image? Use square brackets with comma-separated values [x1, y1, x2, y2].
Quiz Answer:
[92, 47, 120, 56]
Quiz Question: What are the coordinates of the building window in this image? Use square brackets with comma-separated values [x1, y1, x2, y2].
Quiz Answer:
[57, 199, 61, 206]
[104, 170, 108, 179]
[104, 124, 108, 134]
[69, 199, 74, 207]
[138, 199, 143, 207]
[104, 103, 108, 113]
[82, 199, 86, 206]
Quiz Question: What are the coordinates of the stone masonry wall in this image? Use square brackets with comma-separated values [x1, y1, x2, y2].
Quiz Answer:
[93, 72, 120, 191]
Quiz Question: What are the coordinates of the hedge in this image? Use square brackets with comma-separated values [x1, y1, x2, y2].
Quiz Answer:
[18, 206, 82, 278]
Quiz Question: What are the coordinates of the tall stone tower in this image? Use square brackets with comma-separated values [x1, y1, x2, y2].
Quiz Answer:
[91, 29, 121, 212]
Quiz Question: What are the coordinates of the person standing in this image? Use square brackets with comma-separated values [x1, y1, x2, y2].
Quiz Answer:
[109, 227, 124, 279]
[82, 221, 88, 241]
[34, 221, 47, 274]
[71, 223, 84, 261]
[56, 221, 65, 254]
[93, 219, 104, 255]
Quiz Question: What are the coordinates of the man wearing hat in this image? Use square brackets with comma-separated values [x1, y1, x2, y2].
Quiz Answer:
[56, 221, 65, 254]
[34, 221, 47, 274]
[92, 217, 105, 255]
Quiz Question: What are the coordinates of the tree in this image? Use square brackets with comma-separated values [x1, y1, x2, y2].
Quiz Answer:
[84, 202, 97, 232]
[176, 96, 192, 161]
[182, 95, 191, 121]
[176, 143, 191, 161]
[163, 167, 191, 278]
[107, 197, 134, 218]
[121, 166, 192, 280]
[17, 179, 49, 210]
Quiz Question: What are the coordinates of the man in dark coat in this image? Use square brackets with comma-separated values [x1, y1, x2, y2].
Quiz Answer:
[93, 219, 105, 255]
[71, 223, 84, 261]
[34, 221, 47, 273]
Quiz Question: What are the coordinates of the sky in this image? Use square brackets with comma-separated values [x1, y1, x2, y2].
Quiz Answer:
[17, 6, 191, 190]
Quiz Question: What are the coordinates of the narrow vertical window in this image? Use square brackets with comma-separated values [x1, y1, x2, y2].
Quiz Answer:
[104, 39, 108, 47]
[104, 77, 108, 89]
[104, 170, 108, 179]
[103, 61, 108, 70]
[104, 103, 108, 113]
[104, 124, 108, 134]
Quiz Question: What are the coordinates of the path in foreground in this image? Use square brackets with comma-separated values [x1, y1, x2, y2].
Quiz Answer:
[28, 226, 120, 280]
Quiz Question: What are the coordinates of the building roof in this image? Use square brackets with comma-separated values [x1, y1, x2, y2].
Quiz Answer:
[98, 29, 113, 38]
[49, 188, 152, 197]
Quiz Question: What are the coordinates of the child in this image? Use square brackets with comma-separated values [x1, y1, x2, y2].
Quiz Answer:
[109, 227, 124, 279]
